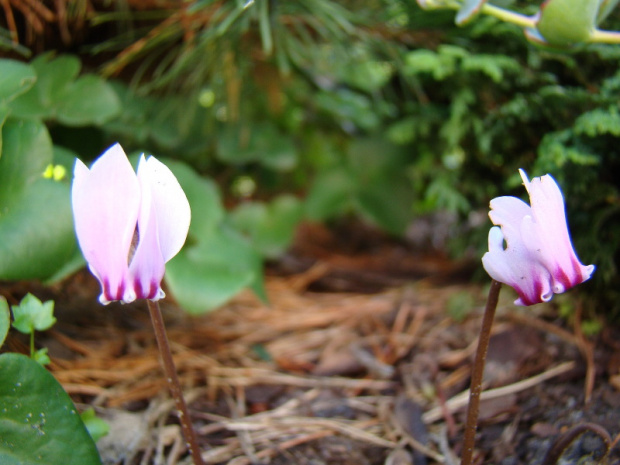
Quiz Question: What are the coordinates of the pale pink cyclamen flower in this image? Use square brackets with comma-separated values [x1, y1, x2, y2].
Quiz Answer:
[482, 169, 594, 306]
[72, 143, 191, 305]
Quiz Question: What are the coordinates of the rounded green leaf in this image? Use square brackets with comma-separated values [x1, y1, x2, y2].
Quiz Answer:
[0, 179, 77, 281]
[0, 353, 102, 465]
[32, 54, 81, 107]
[165, 227, 260, 314]
[56, 75, 121, 126]
[230, 195, 303, 258]
[0, 60, 36, 104]
[79, 409, 110, 443]
[9, 54, 81, 119]
[10, 294, 56, 334]
[162, 159, 226, 236]
[0, 118, 53, 205]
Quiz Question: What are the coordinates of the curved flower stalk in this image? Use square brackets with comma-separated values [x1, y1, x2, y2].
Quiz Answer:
[72, 143, 191, 305]
[416, 0, 620, 47]
[482, 169, 594, 305]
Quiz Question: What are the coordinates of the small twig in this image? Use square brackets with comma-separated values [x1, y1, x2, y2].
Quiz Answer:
[541, 422, 611, 465]
[423, 361, 575, 424]
[147, 300, 205, 465]
[573, 301, 595, 403]
[1, 0, 19, 43]
[461, 279, 502, 465]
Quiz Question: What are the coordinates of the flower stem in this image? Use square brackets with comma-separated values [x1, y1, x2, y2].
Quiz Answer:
[480, 4, 536, 29]
[147, 300, 204, 465]
[460, 279, 502, 465]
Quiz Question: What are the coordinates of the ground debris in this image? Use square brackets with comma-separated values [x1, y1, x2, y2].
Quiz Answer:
[4, 224, 619, 465]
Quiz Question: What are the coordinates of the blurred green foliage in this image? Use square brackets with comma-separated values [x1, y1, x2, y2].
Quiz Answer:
[0, 0, 619, 315]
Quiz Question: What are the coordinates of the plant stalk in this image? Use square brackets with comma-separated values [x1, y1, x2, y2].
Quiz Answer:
[147, 300, 204, 465]
[460, 279, 502, 465]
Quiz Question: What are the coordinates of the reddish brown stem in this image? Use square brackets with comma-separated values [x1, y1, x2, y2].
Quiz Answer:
[147, 300, 205, 465]
[460, 279, 502, 465]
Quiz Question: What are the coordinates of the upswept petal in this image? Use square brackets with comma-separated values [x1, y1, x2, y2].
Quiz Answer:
[482, 226, 553, 305]
[488, 196, 531, 243]
[128, 156, 166, 301]
[140, 156, 191, 262]
[519, 169, 594, 289]
[72, 143, 141, 304]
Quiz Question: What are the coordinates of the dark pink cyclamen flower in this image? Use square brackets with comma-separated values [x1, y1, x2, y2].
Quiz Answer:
[72, 143, 191, 304]
[482, 169, 594, 306]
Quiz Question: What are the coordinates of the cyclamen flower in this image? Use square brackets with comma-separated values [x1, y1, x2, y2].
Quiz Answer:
[72, 143, 191, 305]
[482, 169, 594, 306]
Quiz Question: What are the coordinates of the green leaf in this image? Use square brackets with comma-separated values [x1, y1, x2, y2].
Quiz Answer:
[11, 294, 56, 334]
[0, 122, 77, 282]
[304, 167, 356, 221]
[165, 226, 261, 314]
[0, 297, 9, 349]
[56, 75, 121, 126]
[32, 348, 51, 367]
[404, 49, 456, 80]
[344, 60, 393, 93]
[0, 118, 52, 206]
[80, 409, 110, 443]
[32, 54, 81, 107]
[356, 179, 414, 235]
[314, 89, 380, 131]
[163, 159, 225, 237]
[461, 54, 520, 83]
[0, 60, 36, 105]
[0, 123, 83, 282]
[8, 54, 79, 119]
[0, 179, 77, 281]
[0, 353, 102, 465]
[9, 54, 120, 125]
[230, 195, 303, 258]
[216, 123, 298, 171]
[574, 107, 620, 137]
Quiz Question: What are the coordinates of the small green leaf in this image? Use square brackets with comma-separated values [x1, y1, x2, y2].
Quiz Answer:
[0, 297, 9, 349]
[80, 409, 110, 442]
[32, 348, 51, 367]
[0, 353, 102, 465]
[11, 294, 56, 334]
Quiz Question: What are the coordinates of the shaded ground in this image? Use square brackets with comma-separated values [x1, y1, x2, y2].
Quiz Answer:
[2, 222, 620, 465]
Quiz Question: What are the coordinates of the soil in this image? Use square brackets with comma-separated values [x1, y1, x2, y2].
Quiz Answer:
[2, 222, 619, 465]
